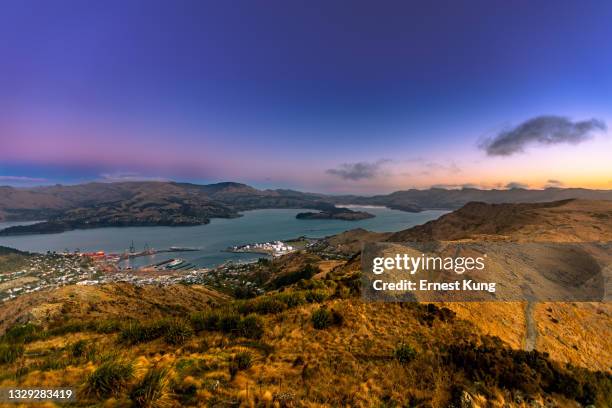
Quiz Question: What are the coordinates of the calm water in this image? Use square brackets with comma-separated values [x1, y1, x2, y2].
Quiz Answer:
[0, 207, 447, 268]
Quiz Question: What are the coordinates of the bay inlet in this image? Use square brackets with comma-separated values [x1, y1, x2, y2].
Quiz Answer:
[0, 207, 448, 268]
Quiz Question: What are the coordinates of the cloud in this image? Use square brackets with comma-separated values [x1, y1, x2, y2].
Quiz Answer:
[545, 179, 564, 188]
[326, 159, 389, 181]
[480, 116, 607, 156]
[99, 172, 169, 182]
[0, 175, 48, 184]
[505, 181, 529, 189]
[431, 183, 479, 190]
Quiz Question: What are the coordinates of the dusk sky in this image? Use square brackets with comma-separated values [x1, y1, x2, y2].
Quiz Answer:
[1, 0, 611, 193]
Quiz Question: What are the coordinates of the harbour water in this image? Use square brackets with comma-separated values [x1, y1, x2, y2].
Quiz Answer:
[0, 207, 447, 268]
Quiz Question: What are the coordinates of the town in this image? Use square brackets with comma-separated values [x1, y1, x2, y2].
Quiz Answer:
[0, 251, 269, 302]
[227, 240, 296, 256]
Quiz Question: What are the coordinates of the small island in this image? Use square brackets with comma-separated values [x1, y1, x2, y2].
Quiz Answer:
[296, 205, 374, 221]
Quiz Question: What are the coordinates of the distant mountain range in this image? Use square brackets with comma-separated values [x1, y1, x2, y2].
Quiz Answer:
[0, 181, 611, 235]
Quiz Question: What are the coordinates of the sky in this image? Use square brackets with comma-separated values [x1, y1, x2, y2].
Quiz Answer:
[1, 0, 611, 193]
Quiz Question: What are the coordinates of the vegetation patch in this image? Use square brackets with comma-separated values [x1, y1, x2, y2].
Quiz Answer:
[130, 367, 171, 408]
[311, 306, 343, 330]
[393, 343, 417, 364]
[83, 359, 134, 398]
[228, 350, 253, 379]
[269, 264, 320, 289]
[0, 343, 24, 364]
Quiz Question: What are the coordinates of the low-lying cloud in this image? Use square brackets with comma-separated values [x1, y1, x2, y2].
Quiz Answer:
[505, 181, 529, 189]
[326, 159, 389, 181]
[99, 172, 169, 182]
[545, 179, 564, 188]
[481, 115, 607, 156]
[0, 175, 48, 184]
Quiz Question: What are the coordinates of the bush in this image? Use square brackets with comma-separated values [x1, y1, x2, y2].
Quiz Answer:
[83, 359, 133, 398]
[238, 314, 265, 339]
[233, 285, 258, 299]
[244, 297, 286, 315]
[311, 307, 343, 330]
[304, 289, 329, 303]
[119, 321, 164, 344]
[228, 351, 253, 379]
[190, 310, 221, 331]
[394, 344, 416, 364]
[270, 264, 321, 288]
[276, 291, 306, 308]
[3, 323, 41, 344]
[218, 312, 242, 333]
[93, 319, 124, 334]
[119, 319, 192, 345]
[162, 319, 193, 345]
[311, 308, 332, 330]
[71, 340, 88, 358]
[130, 367, 171, 408]
[0, 343, 24, 364]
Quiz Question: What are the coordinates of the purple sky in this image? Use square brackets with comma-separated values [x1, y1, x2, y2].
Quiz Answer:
[1, 0, 611, 193]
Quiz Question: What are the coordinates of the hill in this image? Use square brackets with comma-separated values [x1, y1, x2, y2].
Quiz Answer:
[389, 199, 612, 242]
[1, 181, 612, 235]
[0, 200, 610, 407]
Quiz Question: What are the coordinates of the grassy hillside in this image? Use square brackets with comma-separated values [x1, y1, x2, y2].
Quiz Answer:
[0, 199, 610, 407]
[0, 266, 609, 407]
[0, 245, 30, 274]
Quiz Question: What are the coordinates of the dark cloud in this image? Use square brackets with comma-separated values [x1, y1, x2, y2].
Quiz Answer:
[481, 116, 606, 156]
[505, 181, 529, 189]
[326, 160, 389, 181]
[545, 179, 564, 188]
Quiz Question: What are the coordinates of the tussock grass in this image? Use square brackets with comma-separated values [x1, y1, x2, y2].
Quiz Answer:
[83, 358, 134, 398]
[70, 339, 88, 357]
[119, 318, 193, 345]
[394, 343, 416, 364]
[3, 323, 42, 344]
[228, 350, 253, 379]
[311, 306, 343, 329]
[130, 367, 172, 408]
[162, 319, 193, 345]
[190, 310, 264, 339]
[0, 343, 24, 364]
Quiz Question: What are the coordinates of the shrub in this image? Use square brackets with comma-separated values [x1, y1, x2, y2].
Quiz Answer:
[71, 340, 88, 358]
[190, 310, 220, 331]
[331, 308, 344, 326]
[311, 308, 332, 330]
[130, 367, 171, 408]
[93, 319, 124, 334]
[3, 323, 41, 344]
[394, 344, 416, 364]
[163, 319, 193, 345]
[119, 321, 163, 344]
[304, 289, 329, 303]
[244, 297, 286, 315]
[119, 319, 192, 345]
[218, 312, 242, 333]
[270, 264, 320, 288]
[83, 359, 133, 398]
[276, 291, 306, 308]
[311, 307, 343, 329]
[48, 321, 89, 337]
[233, 285, 258, 299]
[0, 343, 24, 364]
[238, 314, 265, 339]
[228, 351, 253, 379]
